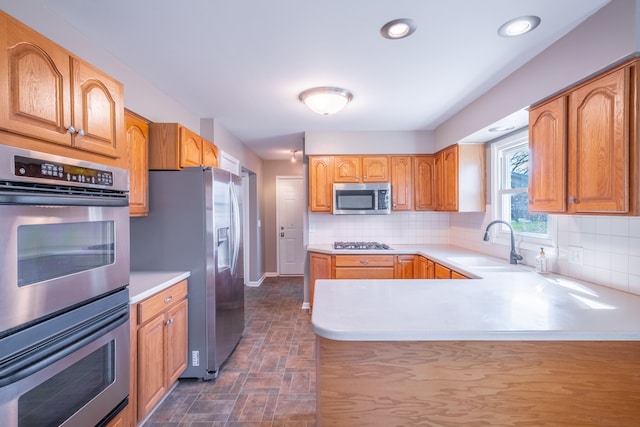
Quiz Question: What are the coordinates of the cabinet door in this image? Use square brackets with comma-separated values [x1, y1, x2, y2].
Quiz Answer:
[427, 259, 435, 279]
[395, 255, 417, 279]
[451, 271, 468, 279]
[180, 126, 203, 167]
[334, 156, 361, 182]
[334, 267, 395, 279]
[0, 13, 72, 147]
[414, 155, 435, 210]
[434, 263, 451, 279]
[166, 299, 188, 385]
[441, 145, 459, 211]
[568, 66, 628, 213]
[390, 156, 413, 210]
[529, 96, 567, 212]
[434, 152, 444, 210]
[71, 58, 124, 159]
[125, 111, 149, 217]
[309, 156, 334, 212]
[137, 315, 167, 420]
[415, 256, 428, 279]
[202, 139, 219, 167]
[362, 156, 389, 182]
[309, 252, 332, 310]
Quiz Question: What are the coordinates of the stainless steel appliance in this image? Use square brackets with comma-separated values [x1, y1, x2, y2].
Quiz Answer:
[0, 145, 130, 426]
[333, 241, 392, 250]
[333, 182, 391, 215]
[130, 167, 244, 380]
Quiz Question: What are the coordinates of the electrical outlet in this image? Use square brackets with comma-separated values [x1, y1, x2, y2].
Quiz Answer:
[568, 246, 583, 265]
[192, 350, 200, 366]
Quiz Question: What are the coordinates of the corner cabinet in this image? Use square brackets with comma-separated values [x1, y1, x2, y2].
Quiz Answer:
[309, 156, 335, 212]
[125, 110, 149, 217]
[529, 58, 639, 215]
[435, 144, 486, 212]
[134, 280, 188, 423]
[0, 11, 126, 166]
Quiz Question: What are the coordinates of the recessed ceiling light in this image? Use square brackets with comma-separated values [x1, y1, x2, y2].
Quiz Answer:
[380, 18, 416, 40]
[489, 125, 516, 132]
[498, 16, 541, 37]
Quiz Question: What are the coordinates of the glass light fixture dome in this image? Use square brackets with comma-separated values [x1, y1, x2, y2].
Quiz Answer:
[299, 87, 353, 116]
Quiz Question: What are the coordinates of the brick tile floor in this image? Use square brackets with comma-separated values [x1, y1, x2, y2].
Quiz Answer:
[144, 276, 316, 427]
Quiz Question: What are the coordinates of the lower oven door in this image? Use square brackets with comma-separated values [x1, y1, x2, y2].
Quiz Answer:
[0, 290, 130, 427]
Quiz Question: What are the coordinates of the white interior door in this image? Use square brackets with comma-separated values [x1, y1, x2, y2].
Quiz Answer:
[276, 176, 304, 275]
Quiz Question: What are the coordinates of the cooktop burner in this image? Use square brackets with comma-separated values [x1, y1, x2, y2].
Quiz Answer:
[333, 241, 391, 250]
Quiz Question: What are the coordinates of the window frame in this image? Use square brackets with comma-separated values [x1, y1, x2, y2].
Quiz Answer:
[490, 130, 556, 251]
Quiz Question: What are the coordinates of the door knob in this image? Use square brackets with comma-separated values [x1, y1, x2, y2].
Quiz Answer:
[280, 232, 285, 237]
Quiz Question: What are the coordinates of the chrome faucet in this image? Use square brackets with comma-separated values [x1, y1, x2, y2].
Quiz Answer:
[483, 220, 523, 265]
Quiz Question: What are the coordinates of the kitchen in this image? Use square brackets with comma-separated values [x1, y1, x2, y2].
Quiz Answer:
[1, 0, 640, 426]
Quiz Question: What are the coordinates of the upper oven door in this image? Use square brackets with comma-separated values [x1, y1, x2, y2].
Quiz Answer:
[0, 202, 130, 332]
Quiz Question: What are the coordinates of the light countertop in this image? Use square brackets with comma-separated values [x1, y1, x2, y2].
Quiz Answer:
[308, 244, 640, 341]
[129, 271, 191, 304]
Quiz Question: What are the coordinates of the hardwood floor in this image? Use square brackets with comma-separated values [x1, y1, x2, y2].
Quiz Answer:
[144, 276, 316, 427]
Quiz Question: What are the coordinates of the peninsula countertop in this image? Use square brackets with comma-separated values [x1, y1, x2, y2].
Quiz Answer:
[308, 244, 640, 341]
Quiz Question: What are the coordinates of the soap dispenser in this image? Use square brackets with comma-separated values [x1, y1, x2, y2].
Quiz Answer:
[535, 247, 547, 273]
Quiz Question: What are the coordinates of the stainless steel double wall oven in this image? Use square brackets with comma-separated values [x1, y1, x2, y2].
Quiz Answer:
[0, 145, 130, 427]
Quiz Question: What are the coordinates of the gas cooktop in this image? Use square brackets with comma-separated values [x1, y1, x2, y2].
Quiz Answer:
[333, 241, 391, 250]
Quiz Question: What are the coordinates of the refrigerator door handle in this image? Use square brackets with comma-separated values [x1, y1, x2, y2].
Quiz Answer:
[230, 181, 241, 275]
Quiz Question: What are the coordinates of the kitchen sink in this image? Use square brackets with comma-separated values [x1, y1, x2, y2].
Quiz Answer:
[447, 256, 528, 272]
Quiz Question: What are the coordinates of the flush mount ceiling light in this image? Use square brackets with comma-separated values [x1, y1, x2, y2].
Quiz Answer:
[380, 18, 416, 40]
[498, 15, 541, 37]
[299, 87, 353, 116]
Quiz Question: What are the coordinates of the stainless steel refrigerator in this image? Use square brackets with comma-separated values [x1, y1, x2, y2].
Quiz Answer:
[130, 167, 244, 380]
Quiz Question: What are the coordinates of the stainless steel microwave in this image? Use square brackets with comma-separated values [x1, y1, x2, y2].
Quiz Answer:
[333, 182, 391, 215]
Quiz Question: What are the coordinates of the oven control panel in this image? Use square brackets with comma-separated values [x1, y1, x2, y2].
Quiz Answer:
[14, 155, 114, 186]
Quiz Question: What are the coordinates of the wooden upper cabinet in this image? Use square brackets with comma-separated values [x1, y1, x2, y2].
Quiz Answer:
[125, 110, 149, 217]
[309, 156, 334, 212]
[528, 96, 567, 213]
[528, 58, 639, 215]
[568, 65, 629, 214]
[390, 156, 413, 210]
[202, 138, 219, 167]
[71, 58, 124, 158]
[0, 11, 125, 164]
[435, 144, 485, 212]
[414, 155, 435, 210]
[334, 156, 389, 182]
[148, 123, 216, 170]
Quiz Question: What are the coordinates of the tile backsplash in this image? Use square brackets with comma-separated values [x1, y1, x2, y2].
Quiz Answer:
[449, 209, 640, 296]
[308, 212, 450, 245]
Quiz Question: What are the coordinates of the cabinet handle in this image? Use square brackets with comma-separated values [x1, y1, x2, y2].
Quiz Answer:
[360, 259, 369, 265]
[164, 296, 173, 304]
[166, 318, 173, 326]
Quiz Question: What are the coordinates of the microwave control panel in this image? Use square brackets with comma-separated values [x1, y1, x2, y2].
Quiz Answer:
[14, 155, 114, 186]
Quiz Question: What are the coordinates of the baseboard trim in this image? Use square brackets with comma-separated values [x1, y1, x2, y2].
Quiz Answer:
[301, 302, 310, 310]
[245, 274, 266, 287]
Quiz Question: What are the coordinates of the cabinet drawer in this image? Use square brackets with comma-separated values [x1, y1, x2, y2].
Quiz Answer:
[335, 267, 395, 279]
[137, 280, 188, 325]
[334, 255, 394, 267]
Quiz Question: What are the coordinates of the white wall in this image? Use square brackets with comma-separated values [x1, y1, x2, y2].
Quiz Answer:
[305, 130, 435, 155]
[434, 0, 639, 150]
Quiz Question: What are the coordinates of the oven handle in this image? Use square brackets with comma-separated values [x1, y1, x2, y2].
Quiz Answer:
[0, 304, 128, 387]
[0, 193, 128, 207]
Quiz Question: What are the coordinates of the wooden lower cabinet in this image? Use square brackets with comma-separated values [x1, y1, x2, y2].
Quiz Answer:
[434, 263, 451, 279]
[334, 255, 395, 279]
[134, 280, 188, 424]
[451, 270, 468, 279]
[309, 252, 333, 311]
[395, 255, 418, 279]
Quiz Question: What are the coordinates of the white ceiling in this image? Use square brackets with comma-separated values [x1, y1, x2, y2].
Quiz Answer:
[35, 0, 610, 159]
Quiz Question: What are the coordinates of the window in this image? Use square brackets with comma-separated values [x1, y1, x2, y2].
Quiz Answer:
[492, 130, 555, 248]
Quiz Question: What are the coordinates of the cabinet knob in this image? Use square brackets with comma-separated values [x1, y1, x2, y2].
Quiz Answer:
[164, 296, 173, 304]
[76, 128, 85, 136]
[66, 125, 75, 134]
[166, 318, 174, 326]
[569, 196, 579, 204]
[360, 259, 369, 265]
